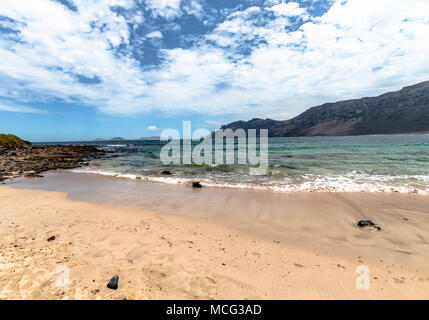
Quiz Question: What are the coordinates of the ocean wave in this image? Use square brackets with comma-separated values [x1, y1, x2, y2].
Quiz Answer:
[71, 168, 429, 195]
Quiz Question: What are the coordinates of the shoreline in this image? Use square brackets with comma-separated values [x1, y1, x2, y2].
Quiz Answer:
[1, 185, 429, 299]
[8, 133, 428, 196]
[71, 167, 429, 195]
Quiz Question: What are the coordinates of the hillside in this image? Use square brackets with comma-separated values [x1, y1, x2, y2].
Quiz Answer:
[222, 81, 429, 137]
[0, 134, 31, 149]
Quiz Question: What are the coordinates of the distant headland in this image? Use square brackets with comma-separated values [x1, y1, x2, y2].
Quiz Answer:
[222, 81, 429, 137]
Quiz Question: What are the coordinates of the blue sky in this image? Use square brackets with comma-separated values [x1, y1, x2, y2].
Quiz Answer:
[1, 0, 429, 141]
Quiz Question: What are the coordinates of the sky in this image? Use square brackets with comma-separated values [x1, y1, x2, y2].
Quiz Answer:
[0, 0, 429, 141]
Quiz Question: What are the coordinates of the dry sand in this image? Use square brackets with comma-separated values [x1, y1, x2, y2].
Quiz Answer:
[1, 185, 429, 299]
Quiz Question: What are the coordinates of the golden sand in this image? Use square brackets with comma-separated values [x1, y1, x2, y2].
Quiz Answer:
[1, 184, 429, 299]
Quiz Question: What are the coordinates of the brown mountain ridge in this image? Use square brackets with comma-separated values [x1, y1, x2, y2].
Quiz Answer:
[221, 81, 429, 137]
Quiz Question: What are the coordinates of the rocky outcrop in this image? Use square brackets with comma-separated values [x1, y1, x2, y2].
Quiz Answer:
[0, 145, 104, 181]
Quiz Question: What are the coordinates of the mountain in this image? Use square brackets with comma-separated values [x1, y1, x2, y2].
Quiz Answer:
[93, 137, 160, 141]
[93, 137, 125, 141]
[138, 136, 160, 141]
[221, 81, 429, 137]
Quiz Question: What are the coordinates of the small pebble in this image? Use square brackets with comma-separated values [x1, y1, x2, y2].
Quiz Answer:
[107, 275, 119, 290]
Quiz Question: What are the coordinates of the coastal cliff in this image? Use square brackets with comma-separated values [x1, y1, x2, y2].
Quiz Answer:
[222, 81, 429, 137]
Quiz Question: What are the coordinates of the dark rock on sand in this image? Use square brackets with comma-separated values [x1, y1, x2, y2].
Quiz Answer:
[358, 220, 375, 227]
[357, 220, 381, 231]
[162, 170, 172, 175]
[107, 275, 119, 290]
[192, 181, 202, 188]
[24, 172, 43, 178]
[47, 236, 56, 242]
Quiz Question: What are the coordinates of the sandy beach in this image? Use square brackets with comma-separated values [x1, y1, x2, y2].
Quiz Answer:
[1, 0, 429, 304]
[1, 176, 429, 299]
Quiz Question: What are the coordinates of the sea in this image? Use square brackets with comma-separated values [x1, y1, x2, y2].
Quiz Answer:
[42, 134, 429, 194]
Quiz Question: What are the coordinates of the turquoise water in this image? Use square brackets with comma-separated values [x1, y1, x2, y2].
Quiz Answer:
[53, 134, 429, 194]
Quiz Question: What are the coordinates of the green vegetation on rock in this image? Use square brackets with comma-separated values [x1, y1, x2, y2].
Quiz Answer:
[0, 134, 31, 149]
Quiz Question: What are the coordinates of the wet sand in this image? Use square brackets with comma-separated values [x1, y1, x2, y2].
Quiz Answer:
[1, 172, 429, 299]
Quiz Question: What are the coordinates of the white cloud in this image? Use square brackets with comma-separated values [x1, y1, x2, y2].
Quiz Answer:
[147, 125, 160, 131]
[145, 0, 182, 19]
[0, 0, 146, 112]
[0, 0, 429, 121]
[146, 30, 163, 38]
[183, 0, 204, 19]
[268, 2, 308, 18]
[0, 102, 45, 114]
[202, 0, 429, 118]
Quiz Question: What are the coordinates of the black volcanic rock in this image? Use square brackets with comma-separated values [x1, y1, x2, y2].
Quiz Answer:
[221, 81, 429, 137]
[0, 144, 104, 182]
[192, 181, 202, 188]
[358, 220, 376, 227]
[107, 275, 119, 290]
[357, 220, 381, 231]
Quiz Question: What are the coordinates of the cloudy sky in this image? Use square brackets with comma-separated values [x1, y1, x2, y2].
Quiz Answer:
[1, 0, 429, 141]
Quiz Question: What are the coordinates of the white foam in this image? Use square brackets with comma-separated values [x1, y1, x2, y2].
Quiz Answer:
[72, 168, 191, 185]
[71, 168, 429, 195]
